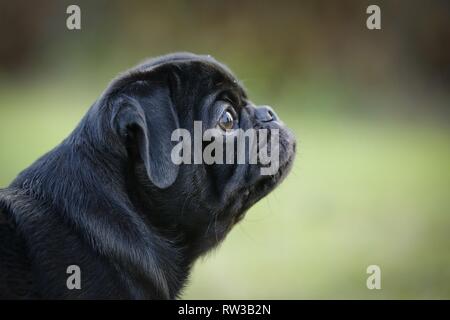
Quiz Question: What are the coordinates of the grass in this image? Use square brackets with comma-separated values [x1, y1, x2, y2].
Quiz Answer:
[1, 80, 449, 299]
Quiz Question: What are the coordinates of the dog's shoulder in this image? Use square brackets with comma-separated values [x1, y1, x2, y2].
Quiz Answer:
[0, 188, 19, 233]
[0, 189, 35, 299]
[0, 205, 7, 225]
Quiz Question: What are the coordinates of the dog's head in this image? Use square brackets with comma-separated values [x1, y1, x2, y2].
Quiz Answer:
[91, 53, 296, 256]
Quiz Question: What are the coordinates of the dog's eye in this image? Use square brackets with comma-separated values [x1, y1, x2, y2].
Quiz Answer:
[218, 110, 235, 131]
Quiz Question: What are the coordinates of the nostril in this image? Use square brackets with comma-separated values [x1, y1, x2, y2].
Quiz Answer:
[262, 108, 277, 122]
[255, 106, 278, 122]
[256, 106, 277, 123]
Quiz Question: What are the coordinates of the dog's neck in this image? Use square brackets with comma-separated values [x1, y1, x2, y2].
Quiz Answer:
[4, 127, 191, 298]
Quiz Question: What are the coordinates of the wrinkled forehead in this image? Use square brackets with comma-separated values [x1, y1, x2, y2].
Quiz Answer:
[139, 52, 233, 76]
[137, 53, 247, 98]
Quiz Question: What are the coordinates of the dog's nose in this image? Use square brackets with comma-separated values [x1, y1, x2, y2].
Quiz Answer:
[255, 105, 278, 123]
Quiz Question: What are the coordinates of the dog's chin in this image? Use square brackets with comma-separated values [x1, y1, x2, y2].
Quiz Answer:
[232, 138, 296, 223]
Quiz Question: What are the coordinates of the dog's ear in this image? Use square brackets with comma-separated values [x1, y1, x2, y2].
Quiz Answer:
[111, 83, 180, 189]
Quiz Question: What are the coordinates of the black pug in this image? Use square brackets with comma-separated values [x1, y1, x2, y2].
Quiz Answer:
[0, 53, 295, 299]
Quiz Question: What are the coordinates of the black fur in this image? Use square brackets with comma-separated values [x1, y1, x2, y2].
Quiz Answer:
[0, 53, 296, 299]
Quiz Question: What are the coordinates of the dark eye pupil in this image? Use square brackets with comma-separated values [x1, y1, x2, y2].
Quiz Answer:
[220, 111, 234, 130]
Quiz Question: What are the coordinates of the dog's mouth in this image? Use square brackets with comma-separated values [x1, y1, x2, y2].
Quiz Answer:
[232, 139, 296, 222]
[252, 149, 294, 200]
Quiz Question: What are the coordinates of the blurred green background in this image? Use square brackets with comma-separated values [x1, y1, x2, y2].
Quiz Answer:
[1, 0, 449, 299]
